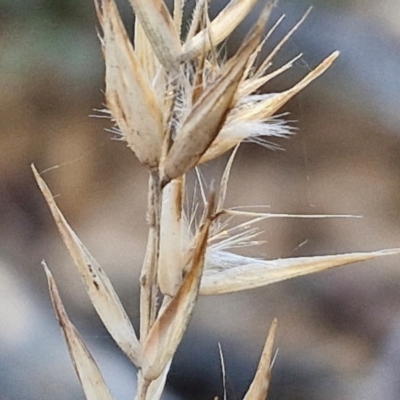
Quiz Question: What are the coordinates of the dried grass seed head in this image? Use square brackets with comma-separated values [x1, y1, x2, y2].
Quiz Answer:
[96, 0, 338, 177]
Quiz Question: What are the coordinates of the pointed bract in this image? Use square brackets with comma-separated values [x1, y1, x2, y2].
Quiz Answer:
[252, 51, 340, 118]
[96, 0, 164, 169]
[200, 52, 339, 162]
[158, 178, 185, 296]
[160, 64, 239, 184]
[161, 12, 268, 185]
[216, 145, 240, 213]
[43, 262, 115, 400]
[182, 0, 274, 61]
[129, 0, 181, 72]
[33, 165, 141, 366]
[134, 18, 162, 88]
[200, 249, 400, 295]
[142, 201, 214, 380]
[244, 319, 277, 400]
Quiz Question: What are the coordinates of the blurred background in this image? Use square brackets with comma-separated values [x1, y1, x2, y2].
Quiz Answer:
[1, 0, 400, 399]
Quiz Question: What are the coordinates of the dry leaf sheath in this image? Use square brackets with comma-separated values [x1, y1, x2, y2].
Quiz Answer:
[32, 1, 400, 399]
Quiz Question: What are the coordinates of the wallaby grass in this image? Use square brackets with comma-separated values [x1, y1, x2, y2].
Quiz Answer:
[31, 1, 400, 399]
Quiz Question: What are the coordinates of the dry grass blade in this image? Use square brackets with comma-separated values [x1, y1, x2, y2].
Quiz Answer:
[32, 165, 141, 366]
[142, 199, 214, 380]
[96, 0, 164, 169]
[43, 261, 115, 400]
[243, 318, 277, 400]
[200, 248, 400, 295]
[182, 0, 275, 61]
[129, 0, 181, 72]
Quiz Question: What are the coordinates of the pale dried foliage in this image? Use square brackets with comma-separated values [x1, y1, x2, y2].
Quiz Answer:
[32, 0, 400, 399]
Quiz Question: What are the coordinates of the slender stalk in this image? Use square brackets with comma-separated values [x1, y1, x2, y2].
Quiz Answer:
[136, 372, 150, 400]
[140, 171, 162, 340]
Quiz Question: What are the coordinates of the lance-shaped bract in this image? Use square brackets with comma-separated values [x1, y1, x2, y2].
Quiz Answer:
[240, 51, 340, 120]
[244, 319, 277, 400]
[134, 18, 161, 87]
[182, 0, 275, 61]
[199, 51, 339, 164]
[96, 0, 164, 169]
[158, 177, 185, 296]
[129, 0, 181, 72]
[200, 249, 400, 295]
[216, 145, 240, 213]
[43, 262, 115, 400]
[32, 165, 141, 366]
[161, 5, 272, 186]
[160, 61, 240, 185]
[142, 200, 214, 380]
